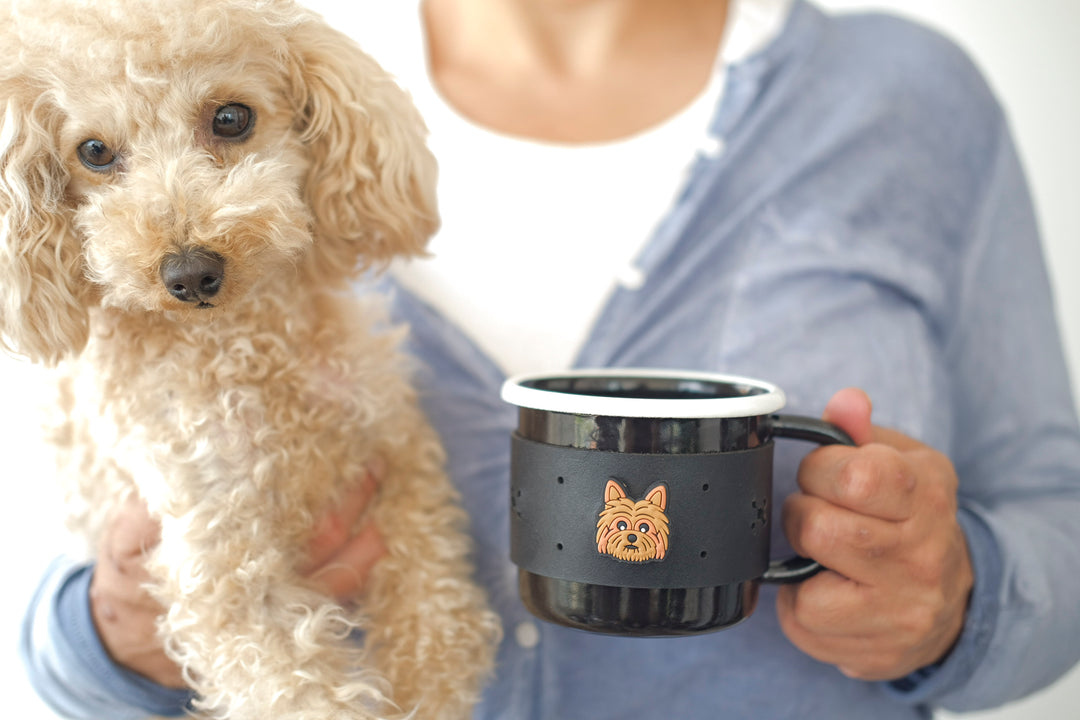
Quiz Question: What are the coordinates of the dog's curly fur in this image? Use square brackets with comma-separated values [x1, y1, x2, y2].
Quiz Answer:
[0, 0, 501, 717]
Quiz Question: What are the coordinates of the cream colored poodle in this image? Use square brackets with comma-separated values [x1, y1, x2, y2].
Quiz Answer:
[0, 0, 501, 717]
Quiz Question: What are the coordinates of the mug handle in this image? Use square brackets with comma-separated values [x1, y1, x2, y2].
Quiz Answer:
[761, 414, 856, 584]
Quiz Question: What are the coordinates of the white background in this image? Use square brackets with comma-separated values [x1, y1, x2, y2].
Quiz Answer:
[2, 1, 1077, 717]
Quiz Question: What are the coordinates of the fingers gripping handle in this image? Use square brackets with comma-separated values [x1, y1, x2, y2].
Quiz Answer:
[761, 414, 856, 584]
[770, 415, 856, 448]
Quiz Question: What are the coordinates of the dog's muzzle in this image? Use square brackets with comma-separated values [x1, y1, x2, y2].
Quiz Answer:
[160, 248, 225, 307]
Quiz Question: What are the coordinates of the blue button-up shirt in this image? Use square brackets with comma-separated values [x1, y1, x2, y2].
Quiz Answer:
[21, 2, 1080, 718]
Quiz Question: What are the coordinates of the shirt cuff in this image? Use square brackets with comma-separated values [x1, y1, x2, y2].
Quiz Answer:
[882, 505, 1002, 703]
[26, 558, 195, 718]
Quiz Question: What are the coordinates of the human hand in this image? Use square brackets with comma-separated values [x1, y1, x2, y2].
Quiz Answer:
[90, 492, 187, 688]
[298, 463, 387, 601]
[89, 466, 386, 687]
[776, 388, 974, 681]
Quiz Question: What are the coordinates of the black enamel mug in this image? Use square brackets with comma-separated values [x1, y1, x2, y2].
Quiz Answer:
[500, 369, 854, 637]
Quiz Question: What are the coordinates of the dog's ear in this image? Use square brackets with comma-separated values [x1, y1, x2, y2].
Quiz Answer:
[0, 89, 91, 365]
[605, 479, 628, 504]
[288, 15, 438, 276]
[645, 485, 668, 512]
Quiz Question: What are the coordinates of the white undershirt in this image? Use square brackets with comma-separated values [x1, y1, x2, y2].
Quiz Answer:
[379, 0, 793, 376]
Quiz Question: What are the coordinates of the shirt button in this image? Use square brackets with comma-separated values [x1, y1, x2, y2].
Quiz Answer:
[698, 134, 725, 158]
[514, 621, 541, 649]
[615, 265, 646, 290]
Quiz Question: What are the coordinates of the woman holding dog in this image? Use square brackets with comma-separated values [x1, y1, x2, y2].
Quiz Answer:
[21, 0, 1080, 718]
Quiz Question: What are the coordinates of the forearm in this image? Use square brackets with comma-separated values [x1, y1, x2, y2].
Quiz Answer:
[20, 556, 194, 719]
[896, 113, 1080, 710]
[946, 493, 1080, 710]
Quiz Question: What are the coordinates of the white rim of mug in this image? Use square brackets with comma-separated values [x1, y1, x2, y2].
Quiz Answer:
[500, 368, 787, 419]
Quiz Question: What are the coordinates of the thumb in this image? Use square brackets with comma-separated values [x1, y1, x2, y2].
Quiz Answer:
[821, 387, 874, 446]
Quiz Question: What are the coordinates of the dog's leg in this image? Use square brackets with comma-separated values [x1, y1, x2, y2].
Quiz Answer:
[47, 371, 135, 551]
[150, 512, 401, 720]
[359, 421, 502, 720]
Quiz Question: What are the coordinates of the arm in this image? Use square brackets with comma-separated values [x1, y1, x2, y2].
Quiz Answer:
[777, 120, 1080, 710]
[21, 474, 385, 718]
[20, 557, 194, 720]
[912, 119, 1080, 710]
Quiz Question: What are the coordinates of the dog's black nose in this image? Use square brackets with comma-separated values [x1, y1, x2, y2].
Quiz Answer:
[626, 534, 638, 543]
[160, 248, 225, 305]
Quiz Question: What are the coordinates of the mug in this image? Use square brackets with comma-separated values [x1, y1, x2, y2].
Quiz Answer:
[500, 369, 854, 637]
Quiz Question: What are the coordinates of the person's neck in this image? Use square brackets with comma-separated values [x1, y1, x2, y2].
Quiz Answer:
[423, 0, 729, 142]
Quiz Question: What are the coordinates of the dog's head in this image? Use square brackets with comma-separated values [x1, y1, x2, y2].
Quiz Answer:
[596, 480, 670, 563]
[0, 0, 437, 364]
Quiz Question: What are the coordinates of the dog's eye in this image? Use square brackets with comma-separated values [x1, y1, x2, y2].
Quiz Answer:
[212, 103, 254, 140]
[617, 521, 628, 531]
[638, 523, 651, 534]
[77, 139, 118, 171]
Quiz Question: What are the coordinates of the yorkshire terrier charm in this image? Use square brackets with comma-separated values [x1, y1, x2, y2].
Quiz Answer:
[595, 479, 671, 563]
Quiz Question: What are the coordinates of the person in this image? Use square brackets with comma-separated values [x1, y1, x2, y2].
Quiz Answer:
[21, 0, 1080, 718]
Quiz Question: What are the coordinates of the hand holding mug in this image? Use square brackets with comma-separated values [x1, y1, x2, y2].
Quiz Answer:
[777, 388, 974, 680]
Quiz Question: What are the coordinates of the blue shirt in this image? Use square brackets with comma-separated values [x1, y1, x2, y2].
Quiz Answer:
[21, 2, 1080, 718]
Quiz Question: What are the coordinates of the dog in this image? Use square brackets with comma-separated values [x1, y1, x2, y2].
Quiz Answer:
[0, 0, 501, 717]
[595, 479, 670, 563]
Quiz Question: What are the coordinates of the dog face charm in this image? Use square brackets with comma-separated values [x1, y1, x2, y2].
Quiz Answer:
[595, 479, 670, 563]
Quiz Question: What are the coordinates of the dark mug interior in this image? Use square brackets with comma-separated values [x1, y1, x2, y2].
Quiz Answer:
[502, 370, 852, 637]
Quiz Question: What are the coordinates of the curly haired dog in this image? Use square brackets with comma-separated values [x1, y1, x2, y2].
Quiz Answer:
[0, 0, 501, 717]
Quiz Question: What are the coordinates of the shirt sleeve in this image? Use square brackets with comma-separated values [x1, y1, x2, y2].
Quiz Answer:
[19, 556, 195, 719]
[884, 117, 1080, 710]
